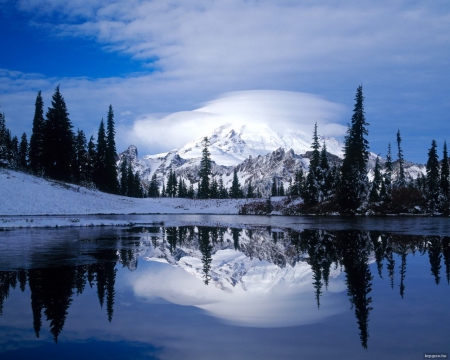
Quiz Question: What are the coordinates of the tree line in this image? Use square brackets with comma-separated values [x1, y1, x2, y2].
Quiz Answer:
[2, 85, 449, 210]
[0, 86, 140, 195]
[284, 85, 450, 215]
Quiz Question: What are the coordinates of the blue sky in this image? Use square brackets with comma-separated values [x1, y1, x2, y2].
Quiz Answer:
[0, 0, 449, 163]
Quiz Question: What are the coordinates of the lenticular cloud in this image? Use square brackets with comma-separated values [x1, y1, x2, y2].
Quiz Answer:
[126, 90, 347, 154]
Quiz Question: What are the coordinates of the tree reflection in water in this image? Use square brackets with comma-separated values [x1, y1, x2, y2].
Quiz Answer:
[0, 226, 449, 348]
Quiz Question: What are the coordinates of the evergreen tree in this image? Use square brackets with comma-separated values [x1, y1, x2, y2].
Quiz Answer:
[209, 177, 219, 198]
[19, 132, 29, 170]
[74, 129, 88, 183]
[126, 162, 135, 197]
[290, 168, 305, 198]
[187, 183, 195, 199]
[9, 135, 19, 168]
[94, 119, 107, 190]
[218, 175, 228, 199]
[133, 172, 144, 198]
[148, 173, 160, 197]
[271, 177, 278, 197]
[0, 111, 8, 167]
[120, 159, 128, 195]
[279, 181, 285, 196]
[369, 157, 382, 202]
[104, 105, 119, 194]
[319, 141, 331, 199]
[441, 141, 450, 201]
[383, 143, 393, 200]
[426, 139, 440, 211]
[304, 123, 321, 204]
[395, 130, 406, 188]
[166, 169, 177, 197]
[43, 86, 75, 181]
[338, 85, 370, 214]
[230, 168, 243, 198]
[86, 136, 96, 183]
[247, 179, 255, 198]
[198, 137, 212, 199]
[29, 91, 46, 174]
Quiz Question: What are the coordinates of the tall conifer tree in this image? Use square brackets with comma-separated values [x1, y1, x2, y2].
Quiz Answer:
[86, 136, 96, 183]
[29, 91, 46, 174]
[19, 133, 29, 170]
[426, 139, 440, 211]
[441, 141, 450, 201]
[338, 85, 369, 213]
[43, 86, 74, 181]
[94, 119, 107, 190]
[383, 143, 393, 199]
[395, 130, 406, 188]
[104, 105, 119, 194]
[304, 123, 321, 204]
[198, 137, 212, 199]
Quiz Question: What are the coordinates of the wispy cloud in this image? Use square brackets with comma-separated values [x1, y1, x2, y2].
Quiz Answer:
[1, 1, 450, 162]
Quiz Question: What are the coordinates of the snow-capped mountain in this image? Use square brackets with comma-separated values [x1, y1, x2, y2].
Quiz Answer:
[118, 123, 345, 193]
[175, 123, 344, 166]
[118, 123, 426, 196]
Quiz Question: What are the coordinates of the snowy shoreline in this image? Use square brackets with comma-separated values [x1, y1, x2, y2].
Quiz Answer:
[0, 169, 256, 228]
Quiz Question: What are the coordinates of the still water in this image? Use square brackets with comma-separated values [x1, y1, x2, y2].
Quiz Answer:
[0, 215, 449, 360]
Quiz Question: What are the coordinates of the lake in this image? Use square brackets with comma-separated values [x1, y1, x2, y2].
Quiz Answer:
[0, 215, 449, 360]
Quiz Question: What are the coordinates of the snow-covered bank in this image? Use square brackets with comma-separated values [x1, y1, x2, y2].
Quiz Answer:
[0, 169, 248, 216]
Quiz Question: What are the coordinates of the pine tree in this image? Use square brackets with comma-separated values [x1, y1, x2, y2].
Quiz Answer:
[74, 130, 88, 183]
[187, 183, 195, 199]
[395, 130, 406, 188]
[338, 85, 370, 214]
[42, 86, 75, 181]
[29, 91, 46, 174]
[271, 177, 278, 197]
[9, 135, 19, 168]
[319, 141, 331, 200]
[441, 141, 450, 201]
[86, 136, 96, 183]
[230, 168, 243, 198]
[94, 119, 107, 190]
[148, 173, 160, 197]
[104, 105, 119, 194]
[133, 172, 144, 198]
[19, 133, 29, 170]
[126, 162, 135, 197]
[247, 179, 254, 198]
[209, 177, 218, 198]
[369, 157, 382, 202]
[290, 168, 304, 198]
[218, 175, 228, 199]
[120, 159, 128, 195]
[279, 181, 285, 196]
[0, 111, 8, 167]
[304, 123, 322, 204]
[426, 139, 440, 211]
[198, 137, 212, 199]
[166, 169, 177, 197]
[383, 143, 393, 200]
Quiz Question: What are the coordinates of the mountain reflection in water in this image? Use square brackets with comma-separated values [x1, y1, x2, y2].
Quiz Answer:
[0, 225, 449, 352]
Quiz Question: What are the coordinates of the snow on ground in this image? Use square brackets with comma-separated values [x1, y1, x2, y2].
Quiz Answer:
[0, 169, 249, 223]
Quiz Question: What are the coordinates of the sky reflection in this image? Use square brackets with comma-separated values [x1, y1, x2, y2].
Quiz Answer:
[131, 255, 347, 328]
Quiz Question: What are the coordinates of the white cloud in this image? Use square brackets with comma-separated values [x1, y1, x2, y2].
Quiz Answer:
[131, 259, 346, 328]
[123, 90, 347, 154]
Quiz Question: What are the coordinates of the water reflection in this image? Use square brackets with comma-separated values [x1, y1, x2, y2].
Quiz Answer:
[0, 225, 450, 350]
